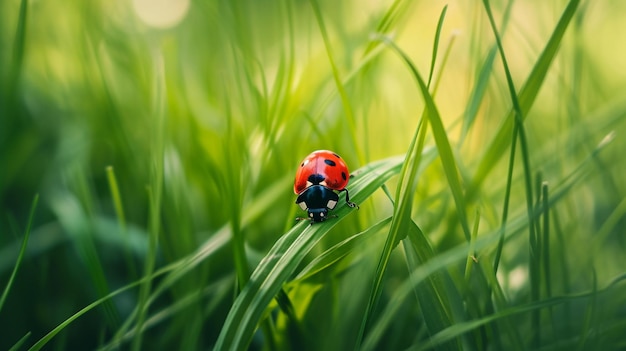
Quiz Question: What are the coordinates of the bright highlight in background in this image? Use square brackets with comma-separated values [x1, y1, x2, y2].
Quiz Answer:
[132, 0, 190, 28]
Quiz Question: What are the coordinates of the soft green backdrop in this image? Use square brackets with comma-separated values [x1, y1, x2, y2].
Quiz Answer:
[1, 0, 625, 350]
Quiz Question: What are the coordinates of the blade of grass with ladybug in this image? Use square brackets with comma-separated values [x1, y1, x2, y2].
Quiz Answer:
[214, 148, 438, 350]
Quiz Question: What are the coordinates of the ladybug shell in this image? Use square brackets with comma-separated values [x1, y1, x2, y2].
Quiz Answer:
[294, 150, 350, 194]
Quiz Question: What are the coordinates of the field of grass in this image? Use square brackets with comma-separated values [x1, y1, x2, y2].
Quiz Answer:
[2, 0, 626, 350]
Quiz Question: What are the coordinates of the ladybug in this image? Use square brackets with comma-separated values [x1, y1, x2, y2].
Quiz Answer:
[294, 150, 359, 222]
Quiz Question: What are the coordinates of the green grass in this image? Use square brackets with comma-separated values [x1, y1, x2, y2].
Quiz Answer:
[2, 0, 626, 350]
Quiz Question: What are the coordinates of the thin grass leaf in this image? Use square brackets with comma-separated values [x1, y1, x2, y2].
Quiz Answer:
[359, 19, 469, 347]
[378, 37, 471, 241]
[477, 252, 525, 351]
[481, 1, 545, 345]
[362, 0, 413, 55]
[105, 166, 136, 278]
[363, 140, 614, 348]
[99, 229, 231, 350]
[293, 217, 392, 282]
[132, 49, 167, 351]
[592, 196, 626, 248]
[214, 155, 407, 351]
[31, 208, 239, 351]
[355, 111, 427, 350]
[427, 5, 448, 87]
[83, 183, 121, 329]
[29, 271, 161, 351]
[0, 194, 38, 313]
[7, 0, 28, 95]
[309, 0, 363, 164]
[354, 41, 437, 344]
[461, 0, 514, 144]
[464, 209, 480, 281]
[9, 332, 31, 351]
[99, 277, 232, 350]
[576, 269, 598, 351]
[460, 45, 497, 144]
[363, 226, 503, 350]
[541, 182, 556, 342]
[403, 221, 461, 351]
[104, 175, 290, 349]
[470, 0, 581, 194]
[492, 123, 517, 274]
[413, 273, 626, 351]
[360, 16, 469, 347]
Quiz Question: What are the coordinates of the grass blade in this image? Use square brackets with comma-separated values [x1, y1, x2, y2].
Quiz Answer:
[380, 37, 471, 241]
[30, 215, 235, 351]
[132, 48, 167, 351]
[105, 166, 136, 278]
[9, 332, 31, 351]
[464, 209, 480, 281]
[363, 138, 613, 347]
[414, 273, 626, 351]
[309, 0, 363, 164]
[460, 0, 514, 144]
[403, 220, 461, 351]
[7, 0, 28, 94]
[293, 217, 392, 282]
[427, 5, 448, 87]
[0, 194, 38, 313]
[358, 9, 467, 346]
[214, 155, 408, 351]
[470, 0, 581, 194]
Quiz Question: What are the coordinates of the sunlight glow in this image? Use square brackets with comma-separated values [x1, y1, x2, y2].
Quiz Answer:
[133, 0, 190, 29]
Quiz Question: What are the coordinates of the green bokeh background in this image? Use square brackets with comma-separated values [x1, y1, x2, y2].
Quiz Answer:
[1, 0, 626, 349]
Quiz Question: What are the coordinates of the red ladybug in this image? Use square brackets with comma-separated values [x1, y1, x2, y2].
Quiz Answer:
[294, 150, 358, 222]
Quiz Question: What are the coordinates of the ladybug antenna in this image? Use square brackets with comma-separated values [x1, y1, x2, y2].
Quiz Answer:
[340, 189, 359, 209]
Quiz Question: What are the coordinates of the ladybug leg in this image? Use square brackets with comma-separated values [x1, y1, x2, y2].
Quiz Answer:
[340, 188, 359, 209]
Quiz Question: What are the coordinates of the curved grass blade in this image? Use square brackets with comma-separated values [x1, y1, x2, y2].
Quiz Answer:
[358, 12, 468, 347]
[103, 175, 291, 349]
[378, 36, 471, 241]
[362, 210, 538, 350]
[293, 217, 392, 282]
[470, 0, 581, 194]
[30, 176, 290, 351]
[361, 136, 613, 349]
[412, 273, 626, 351]
[98, 277, 232, 350]
[427, 5, 448, 88]
[9, 332, 31, 351]
[481, 2, 582, 346]
[29, 223, 231, 351]
[132, 48, 167, 351]
[402, 220, 461, 351]
[363, 0, 414, 55]
[1, 194, 38, 313]
[29, 272, 160, 351]
[309, 0, 363, 164]
[106, 166, 137, 279]
[214, 155, 407, 351]
[7, 0, 28, 96]
[460, 0, 514, 144]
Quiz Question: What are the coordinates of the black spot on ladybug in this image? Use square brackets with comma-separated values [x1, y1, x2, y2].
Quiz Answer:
[308, 173, 325, 185]
[324, 159, 336, 167]
[300, 162, 305, 167]
[333, 153, 340, 158]
[341, 172, 347, 180]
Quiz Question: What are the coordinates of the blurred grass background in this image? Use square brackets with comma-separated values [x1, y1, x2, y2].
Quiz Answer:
[1, 0, 626, 349]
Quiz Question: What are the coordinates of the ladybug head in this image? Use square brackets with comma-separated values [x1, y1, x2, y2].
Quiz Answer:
[295, 185, 339, 223]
